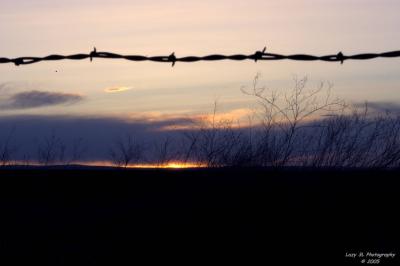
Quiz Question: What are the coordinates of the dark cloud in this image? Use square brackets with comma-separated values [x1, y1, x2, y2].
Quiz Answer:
[2, 111, 396, 165]
[353, 101, 400, 113]
[0, 90, 83, 110]
[0, 114, 197, 162]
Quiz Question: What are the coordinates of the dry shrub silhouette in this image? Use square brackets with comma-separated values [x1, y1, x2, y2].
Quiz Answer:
[302, 105, 400, 168]
[241, 74, 345, 167]
[109, 134, 144, 168]
[37, 132, 66, 166]
[152, 136, 182, 166]
[0, 127, 17, 166]
[182, 101, 254, 167]
[68, 137, 88, 165]
[37, 133, 87, 166]
[182, 75, 400, 168]
[2, 75, 400, 169]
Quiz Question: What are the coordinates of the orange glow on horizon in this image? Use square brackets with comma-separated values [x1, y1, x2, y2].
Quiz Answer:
[53, 161, 206, 169]
[127, 162, 205, 169]
[11, 160, 206, 168]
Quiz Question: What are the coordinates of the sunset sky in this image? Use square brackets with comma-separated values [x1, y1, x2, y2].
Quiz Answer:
[1, 0, 400, 164]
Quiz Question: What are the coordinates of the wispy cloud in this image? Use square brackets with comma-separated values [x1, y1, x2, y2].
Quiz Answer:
[156, 108, 255, 131]
[104, 86, 133, 93]
[0, 90, 84, 110]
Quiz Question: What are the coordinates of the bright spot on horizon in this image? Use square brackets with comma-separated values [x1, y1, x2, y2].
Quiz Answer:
[164, 163, 196, 169]
[128, 162, 205, 169]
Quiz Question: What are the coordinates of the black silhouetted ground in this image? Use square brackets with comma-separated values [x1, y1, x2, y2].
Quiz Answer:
[0, 167, 399, 265]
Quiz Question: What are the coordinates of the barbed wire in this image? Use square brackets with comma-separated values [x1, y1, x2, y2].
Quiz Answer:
[1, 47, 400, 67]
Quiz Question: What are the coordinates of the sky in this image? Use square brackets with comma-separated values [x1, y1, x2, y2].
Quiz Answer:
[1, 0, 400, 164]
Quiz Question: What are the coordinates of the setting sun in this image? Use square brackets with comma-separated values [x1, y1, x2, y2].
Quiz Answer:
[163, 163, 200, 168]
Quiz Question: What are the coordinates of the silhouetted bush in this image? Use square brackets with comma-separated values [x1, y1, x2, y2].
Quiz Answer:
[0, 127, 17, 167]
[2, 75, 400, 169]
[109, 134, 144, 168]
[182, 75, 400, 168]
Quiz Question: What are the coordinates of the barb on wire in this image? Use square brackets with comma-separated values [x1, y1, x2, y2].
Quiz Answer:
[1, 47, 400, 67]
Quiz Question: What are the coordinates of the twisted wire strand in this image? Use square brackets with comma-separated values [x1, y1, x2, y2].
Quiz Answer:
[1, 47, 400, 67]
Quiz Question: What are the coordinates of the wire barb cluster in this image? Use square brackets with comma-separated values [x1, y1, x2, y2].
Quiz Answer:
[1, 47, 400, 67]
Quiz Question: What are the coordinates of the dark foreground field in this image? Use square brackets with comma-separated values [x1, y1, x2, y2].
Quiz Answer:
[0, 167, 399, 265]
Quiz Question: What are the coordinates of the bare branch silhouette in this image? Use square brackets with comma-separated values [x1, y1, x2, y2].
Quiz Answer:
[67, 138, 88, 165]
[243, 74, 346, 167]
[37, 132, 66, 166]
[183, 101, 255, 167]
[0, 127, 17, 167]
[109, 134, 144, 168]
[153, 136, 178, 166]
